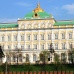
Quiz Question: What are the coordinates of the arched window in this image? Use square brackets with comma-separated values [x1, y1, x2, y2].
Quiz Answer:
[33, 54, 36, 61]
[7, 55, 11, 63]
[19, 54, 22, 62]
[26, 54, 29, 62]
[13, 55, 16, 62]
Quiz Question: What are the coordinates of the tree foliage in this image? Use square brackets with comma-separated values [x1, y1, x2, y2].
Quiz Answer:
[68, 48, 74, 64]
[39, 50, 50, 64]
[54, 53, 60, 64]
[61, 52, 67, 64]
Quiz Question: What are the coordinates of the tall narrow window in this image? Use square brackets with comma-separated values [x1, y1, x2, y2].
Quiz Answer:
[41, 34, 44, 40]
[2, 35, 4, 42]
[7, 55, 11, 62]
[69, 33, 72, 39]
[33, 54, 36, 61]
[69, 43, 72, 49]
[34, 34, 37, 40]
[19, 54, 22, 62]
[48, 44, 50, 49]
[62, 43, 66, 49]
[55, 44, 58, 49]
[48, 34, 51, 40]
[14, 35, 17, 41]
[21, 45, 24, 50]
[62, 33, 65, 39]
[8, 45, 11, 49]
[34, 44, 37, 50]
[41, 44, 44, 50]
[27, 34, 30, 40]
[21, 34, 24, 41]
[26, 54, 29, 62]
[55, 33, 58, 39]
[27, 44, 30, 49]
[13, 55, 16, 62]
[8, 35, 11, 41]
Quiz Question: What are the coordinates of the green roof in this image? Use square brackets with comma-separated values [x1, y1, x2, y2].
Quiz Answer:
[24, 12, 52, 19]
[54, 21, 74, 26]
[0, 23, 18, 28]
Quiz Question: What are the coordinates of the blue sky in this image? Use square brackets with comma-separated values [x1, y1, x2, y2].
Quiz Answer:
[0, 0, 74, 22]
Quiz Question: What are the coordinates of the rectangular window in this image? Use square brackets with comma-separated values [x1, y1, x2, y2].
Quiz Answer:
[8, 35, 11, 41]
[69, 43, 72, 49]
[62, 43, 66, 49]
[55, 44, 58, 49]
[14, 45, 17, 49]
[48, 44, 50, 49]
[34, 34, 37, 40]
[27, 45, 30, 49]
[2, 35, 4, 42]
[8, 45, 11, 49]
[69, 33, 72, 39]
[14, 35, 17, 41]
[55, 34, 58, 39]
[34, 44, 37, 49]
[19, 55, 22, 62]
[21, 45, 24, 50]
[21, 35, 24, 41]
[13, 55, 16, 62]
[41, 34, 44, 40]
[41, 44, 44, 50]
[62, 33, 65, 39]
[27, 35, 30, 40]
[48, 34, 51, 40]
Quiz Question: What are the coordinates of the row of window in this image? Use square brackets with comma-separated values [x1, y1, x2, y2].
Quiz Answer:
[21, 23, 52, 29]
[0, 33, 73, 42]
[2, 43, 72, 50]
[7, 52, 71, 63]
[7, 54, 37, 62]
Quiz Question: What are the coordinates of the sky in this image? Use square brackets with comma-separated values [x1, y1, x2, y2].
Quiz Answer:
[0, 0, 74, 22]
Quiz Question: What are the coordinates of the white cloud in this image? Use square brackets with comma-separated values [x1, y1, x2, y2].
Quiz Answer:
[62, 4, 74, 14]
[0, 18, 17, 23]
[16, 2, 32, 7]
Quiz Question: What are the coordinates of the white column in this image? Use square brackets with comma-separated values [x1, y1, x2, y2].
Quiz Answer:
[29, 53, 33, 63]
[38, 30, 40, 50]
[18, 28, 21, 49]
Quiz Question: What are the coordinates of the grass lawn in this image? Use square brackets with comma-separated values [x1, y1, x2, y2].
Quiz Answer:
[0, 64, 74, 71]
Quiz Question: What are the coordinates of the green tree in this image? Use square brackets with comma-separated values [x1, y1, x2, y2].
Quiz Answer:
[61, 52, 67, 64]
[54, 53, 60, 64]
[68, 48, 74, 64]
[49, 43, 55, 63]
[0, 45, 4, 64]
[39, 50, 50, 64]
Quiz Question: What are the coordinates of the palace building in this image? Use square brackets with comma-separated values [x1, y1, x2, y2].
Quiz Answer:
[0, 3, 74, 64]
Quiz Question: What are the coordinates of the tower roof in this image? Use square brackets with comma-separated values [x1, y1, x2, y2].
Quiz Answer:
[24, 3, 53, 19]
